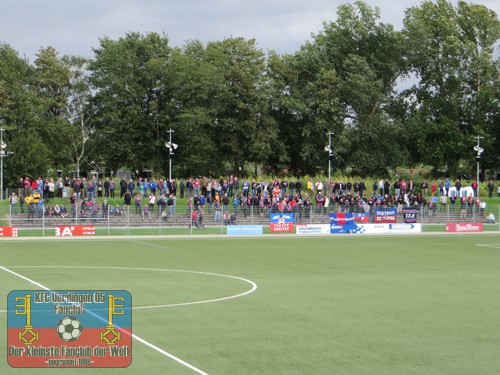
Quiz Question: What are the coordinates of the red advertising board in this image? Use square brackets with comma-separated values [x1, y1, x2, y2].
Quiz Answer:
[270, 223, 294, 233]
[55, 226, 95, 236]
[0, 227, 18, 237]
[446, 222, 483, 233]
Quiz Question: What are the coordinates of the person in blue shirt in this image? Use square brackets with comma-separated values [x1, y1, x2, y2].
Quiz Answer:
[233, 195, 240, 214]
[38, 199, 45, 218]
[429, 194, 438, 216]
[199, 194, 206, 212]
[168, 194, 176, 216]
[142, 179, 151, 196]
[127, 179, 135, 196]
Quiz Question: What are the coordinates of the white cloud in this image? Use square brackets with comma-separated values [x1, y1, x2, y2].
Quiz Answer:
[0, 0, 497, 61]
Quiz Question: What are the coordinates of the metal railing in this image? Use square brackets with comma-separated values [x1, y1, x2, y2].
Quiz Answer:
[2, 199, 499, 235]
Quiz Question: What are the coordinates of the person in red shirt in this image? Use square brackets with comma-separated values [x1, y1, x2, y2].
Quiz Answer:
[430, 182, 437, 196]
[471, 180, 479, 197]
[190, 209, 198, 228]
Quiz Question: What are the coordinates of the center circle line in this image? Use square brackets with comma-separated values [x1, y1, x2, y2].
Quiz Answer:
[0, 266, 257, 312]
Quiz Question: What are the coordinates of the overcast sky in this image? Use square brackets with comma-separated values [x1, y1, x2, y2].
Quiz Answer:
[1, 0, 498, 62]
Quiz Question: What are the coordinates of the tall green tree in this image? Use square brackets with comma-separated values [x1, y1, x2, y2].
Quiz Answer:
[165, 41, 225, 176]
[0, 44, 52, 183]
[271, 1, 406, 176]
[268, 45, 344, 176]
[89, 32, 172, 174]
[402, 0, 500, 176]
[32, 46, 74, 168]
[64, 55, 95, 177]
[205, 37, 279, 175]
[318, 1, 407, 176]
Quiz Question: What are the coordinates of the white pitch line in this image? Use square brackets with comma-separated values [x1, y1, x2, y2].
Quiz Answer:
[476, 243, 500, 249]
[0, 265, 209, 375]
[0, 266, 257, 310]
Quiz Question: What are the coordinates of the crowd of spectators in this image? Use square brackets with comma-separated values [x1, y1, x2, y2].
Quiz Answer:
[6, 174, 500, 223]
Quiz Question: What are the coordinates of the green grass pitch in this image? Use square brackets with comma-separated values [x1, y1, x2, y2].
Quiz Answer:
[1, 234, 500, 374]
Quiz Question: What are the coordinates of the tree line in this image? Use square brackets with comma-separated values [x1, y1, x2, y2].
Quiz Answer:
[0, 0, 498, 187]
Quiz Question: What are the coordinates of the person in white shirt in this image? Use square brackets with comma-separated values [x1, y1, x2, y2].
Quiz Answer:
[9, 192, 18, 214]
[148, 193, 156, 213]
[486, 212, 495, 224]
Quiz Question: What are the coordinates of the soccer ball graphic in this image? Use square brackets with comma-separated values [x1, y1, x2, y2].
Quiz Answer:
[57, 316, 83, 342]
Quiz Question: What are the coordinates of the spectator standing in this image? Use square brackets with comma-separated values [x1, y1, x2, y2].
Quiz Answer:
[179, 180, 185, 198]
[487, 179, 494, 198]
[150, 179, 157, 196]
[97, 178, 103, 198]
[315, 193, 325, 215]
[170, 179, 177, 196]
[186, 179, 193, 198]
[119, 178, 127, 197]
[148, 193, 156, 213]
[440, 194, 447, 212]
[479, 200, 486, 216]
[408, 179, 415, 194]
[394, 180, 400, 198]
[233, 177, 240, 196]
[157, 179, 165, 196]
[17, 178, 24, 197]
[455, 179, 462, 198]
[9, 192, 18, 214]
[193, 178, 201, 196]
[307, 178, 313, 195]
[143, 179, 151, 196]
[450, 195, 456, 211]
[459, 196, 467, 219]
[445, 178, 451, 196]
[430, 181, 437, 196]
[168, 194, 176, 216]
[214, 200, 221, 221]
[378, 179, 384, 196]
[400, 179, 407, 194]
[123, 190, 132, 211]
[127, 179, 135, 196]
[315, 180, 323, 194]
[222, 194, 229, 213]
[242, 179, 250, 197]
[295, 180, 302, 196]
[56, 178, 64, 198]
[383, 179, 390, 197]
[134, 193, 142, 214]
[109, 179, 115, 198]
[471, 180, 478, 197]
[421, 180, 428, 196]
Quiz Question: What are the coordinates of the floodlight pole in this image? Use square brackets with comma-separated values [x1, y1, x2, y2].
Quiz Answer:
[326, 131, 334, 196]
[167, 129, 174, 182]
[474, 135, 484, 197]
[0, 127, 4, 201]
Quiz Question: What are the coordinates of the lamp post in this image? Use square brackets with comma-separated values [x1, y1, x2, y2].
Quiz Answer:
[0, 127, 4, 201]
[165, 129, 178, 182]
[473, 135, 484, 197]
[0, 127, 15, 201]
[325, 131, 334, 195]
